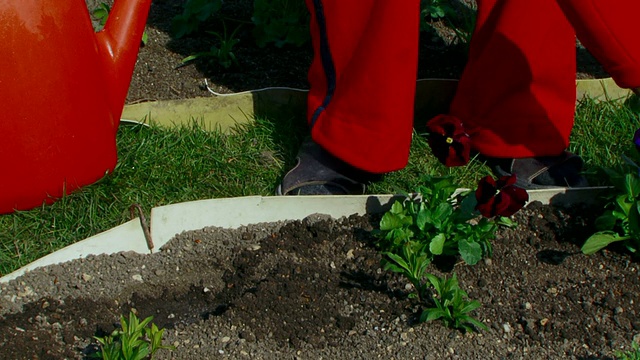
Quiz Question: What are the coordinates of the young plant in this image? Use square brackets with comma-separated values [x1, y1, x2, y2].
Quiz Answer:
[383, 241, 432, 301]
[376, 169, 526, 332]
[582, 168, 640, 256]
[171, 0, 223, 39]
[92, 311, 175, 360]
[182, 23, 242, 69]
[421, 273, 487, 332]
[377, 175, 517, 266]
[251, 0, 310, 48]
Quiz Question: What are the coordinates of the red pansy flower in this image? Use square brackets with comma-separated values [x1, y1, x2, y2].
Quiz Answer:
[475, 175, 529, 218]
[426, 114, 471, 167]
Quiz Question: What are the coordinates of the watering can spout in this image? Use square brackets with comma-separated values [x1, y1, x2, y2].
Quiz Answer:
[96, 0, 152, 121]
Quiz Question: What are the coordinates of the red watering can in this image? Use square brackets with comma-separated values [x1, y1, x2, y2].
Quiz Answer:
[0, 0, 151, 214]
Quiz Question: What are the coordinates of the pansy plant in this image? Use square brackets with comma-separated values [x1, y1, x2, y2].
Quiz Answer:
[376, 115, 529, 331]
[376, 174, 527, 331]
[582, 128, 640, 256]
[377, 175, 527, 267]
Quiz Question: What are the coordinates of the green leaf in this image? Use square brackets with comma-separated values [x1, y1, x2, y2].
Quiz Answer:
[459, 300, 482, 314]
[379, 212, 401, 231]
[416, 207, 429, 231]
[625, 172, 640, 199]
[616, 194, 633, 216]
[425, 273, 443, 294]
[141, 31, 148, 46]
[581, 231, 630, 254]
[429, 233, 446, 255]
[420, 308, 445, 322]
[384, 252, 410, 273]
[595, 212, 618, 231]
[496, 216, 518, 228]
[455, 193, 478, 221]
[432, 202, 453, 229]
[459, 315, 488, 331]
[458, 239, 482, 265]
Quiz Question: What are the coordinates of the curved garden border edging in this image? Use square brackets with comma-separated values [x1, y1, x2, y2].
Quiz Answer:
[1, 78, 622, 283]
[121, 78, 632, 130]
[0, 187, 609, 284]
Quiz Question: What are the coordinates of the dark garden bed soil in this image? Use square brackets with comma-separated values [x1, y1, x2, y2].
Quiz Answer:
[1, 201, 640, 359]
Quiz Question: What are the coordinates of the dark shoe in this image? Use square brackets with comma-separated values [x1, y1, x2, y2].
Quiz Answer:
[482, 151, 589, 189]
[276, 138, 381, 195]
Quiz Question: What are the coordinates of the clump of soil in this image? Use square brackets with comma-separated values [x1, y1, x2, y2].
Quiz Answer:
[1, 201, 639, 359]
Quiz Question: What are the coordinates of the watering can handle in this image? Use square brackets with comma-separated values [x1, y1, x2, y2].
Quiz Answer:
[95, 0, 152, 125]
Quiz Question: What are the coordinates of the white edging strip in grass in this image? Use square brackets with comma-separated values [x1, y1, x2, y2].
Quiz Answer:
[0, 219, 148, 283]
[0, 188, 609, 284]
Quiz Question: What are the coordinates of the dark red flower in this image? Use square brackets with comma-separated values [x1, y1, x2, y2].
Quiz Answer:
[475, 175, 529, 217]
[426, 115, 471, 167]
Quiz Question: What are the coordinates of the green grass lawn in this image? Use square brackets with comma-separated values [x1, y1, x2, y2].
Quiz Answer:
[1, 97, 638, 276]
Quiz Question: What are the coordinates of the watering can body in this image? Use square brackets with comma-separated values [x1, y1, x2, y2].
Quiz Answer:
[0, 0, 151, 214]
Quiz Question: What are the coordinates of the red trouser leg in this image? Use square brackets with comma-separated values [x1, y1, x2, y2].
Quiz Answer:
[557, 0, 640, 89]
[451, 0, 640, 158]
[305, 0, 420, 173]
[450, 0, 577, 158]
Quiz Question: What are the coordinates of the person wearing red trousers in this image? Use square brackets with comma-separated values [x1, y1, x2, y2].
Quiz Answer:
[276, 0, 640, 195]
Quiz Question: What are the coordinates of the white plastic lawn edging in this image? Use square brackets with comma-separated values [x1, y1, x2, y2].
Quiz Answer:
[0, 219, 148, 283]
[120, 78, 632, 130]
[0, 187, 608, 284]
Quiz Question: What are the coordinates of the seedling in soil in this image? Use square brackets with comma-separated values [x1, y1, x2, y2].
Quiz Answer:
[422, 273, 487, 332]
[182, 22, 242, 69]
[91, 310, 175, 360]
[171, 0, 223, 39]
[582, 165, 640, 256]
[252, 0, 310, 48]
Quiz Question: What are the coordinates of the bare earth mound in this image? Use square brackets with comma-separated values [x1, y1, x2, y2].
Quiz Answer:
[1, 202, 639, 359]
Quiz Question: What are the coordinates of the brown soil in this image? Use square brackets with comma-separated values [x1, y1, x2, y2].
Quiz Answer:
[1, 201, 640, 359]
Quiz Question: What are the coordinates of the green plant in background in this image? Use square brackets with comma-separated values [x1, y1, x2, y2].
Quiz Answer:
[93, 2, 148, 45]
[92, 2, 111, 29]
[171, 0, 223, 39]
[252, 0, 310, 48]
[447, 4, 476, 53]
[420, 0, 453, 20]
[92, 311, 175, 360]
[419, 0, 476, 54]
[582, 113, 640, 256]
[617, 341, 640, 360]
[582, 168, 640, 256]
[182, 22, 242, 69]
